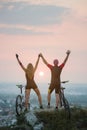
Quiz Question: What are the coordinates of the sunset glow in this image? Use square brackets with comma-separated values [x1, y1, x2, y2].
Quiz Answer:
[0, 0, 87, 84]
[39, 71, 44, 77]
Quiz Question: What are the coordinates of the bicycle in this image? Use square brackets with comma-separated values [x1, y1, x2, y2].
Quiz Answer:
[59, 81, 71, 119]
[15, 84, 26, 116]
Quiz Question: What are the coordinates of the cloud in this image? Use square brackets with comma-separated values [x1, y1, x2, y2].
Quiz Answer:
[8, 5, 15, 10]
[0, 4, 70, 26]
[0, 5, 3, 9]
[0, 0, 87, 16]
[0, 0, 86, 30]
[0, 24, 54, 34]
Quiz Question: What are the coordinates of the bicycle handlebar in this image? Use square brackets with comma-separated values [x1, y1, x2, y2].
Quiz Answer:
[61, 80, 69, 84]
[48, 80, 69, 85]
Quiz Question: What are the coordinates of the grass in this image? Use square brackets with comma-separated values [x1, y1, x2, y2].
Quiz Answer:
[0, 107, 87, 130]
[35, 107, 87, 130]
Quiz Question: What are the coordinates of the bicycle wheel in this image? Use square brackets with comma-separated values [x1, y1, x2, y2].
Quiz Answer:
[63, 97, 71, 119]
[16, 95, 22, 116]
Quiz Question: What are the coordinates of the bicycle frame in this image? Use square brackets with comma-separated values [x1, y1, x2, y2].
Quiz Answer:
[59, 87, 65, 107]
[59, 81, 71, 119]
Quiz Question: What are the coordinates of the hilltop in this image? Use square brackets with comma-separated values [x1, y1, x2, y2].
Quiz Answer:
[0, 107, 87, 130]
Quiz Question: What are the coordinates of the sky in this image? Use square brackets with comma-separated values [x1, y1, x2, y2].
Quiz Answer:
[0, 0, 87, 85]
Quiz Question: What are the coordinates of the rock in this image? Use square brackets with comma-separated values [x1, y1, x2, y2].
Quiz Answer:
[0, 110, 43, 130]
[25, 111, 38, 126]
[34, 122, 43, 130]
[25, 111, 43, 130]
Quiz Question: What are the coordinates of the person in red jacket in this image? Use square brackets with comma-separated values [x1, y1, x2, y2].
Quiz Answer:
[39, 50, 71, 109]
[16, 54, 43, 111]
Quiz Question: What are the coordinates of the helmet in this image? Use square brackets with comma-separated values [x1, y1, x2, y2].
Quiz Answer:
[53, 59, 59, 66]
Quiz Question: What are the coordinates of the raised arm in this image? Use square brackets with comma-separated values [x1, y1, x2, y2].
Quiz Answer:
[34, 55, 40, 72]
[40, 53, 48, 66]
[63, 50, 71, 65]
[16, 54, 26, 72]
